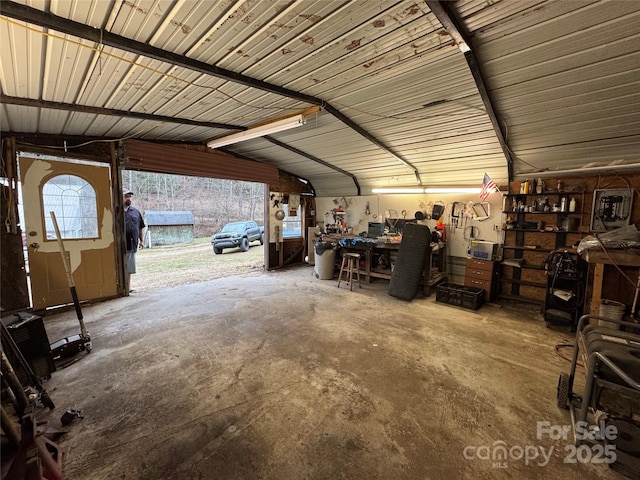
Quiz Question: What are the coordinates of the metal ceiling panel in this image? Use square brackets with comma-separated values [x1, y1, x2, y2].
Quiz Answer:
[37, 108, 71, 134]
[0, 0, 503, 192]
[253, 3, 437, 89]
[1, 104, 36, 132]
[2, 0, 638, 195]
[0, 17, 45, 98]
[462, 0, 640, 177]
[457, 0, 551, 32]
[225, 1, 358, 79]
[83, 114, 143, 138]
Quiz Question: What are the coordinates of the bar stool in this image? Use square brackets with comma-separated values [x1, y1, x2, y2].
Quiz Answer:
[337, 252, 361, 291]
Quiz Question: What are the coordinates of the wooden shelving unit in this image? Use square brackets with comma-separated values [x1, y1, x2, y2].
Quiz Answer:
[500, 189, 588, 303]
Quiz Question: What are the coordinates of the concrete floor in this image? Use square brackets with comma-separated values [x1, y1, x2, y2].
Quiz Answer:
[35, 266, 621, 480]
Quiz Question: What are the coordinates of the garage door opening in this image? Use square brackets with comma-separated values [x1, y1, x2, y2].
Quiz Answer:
[123, 170, 266, 292]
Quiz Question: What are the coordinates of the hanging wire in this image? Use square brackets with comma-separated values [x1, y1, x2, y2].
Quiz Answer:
[16, 128, 148, 150]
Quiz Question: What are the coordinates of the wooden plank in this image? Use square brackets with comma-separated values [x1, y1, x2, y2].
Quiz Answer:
[584, 249, 640, 267]
[590, 262, 605, 315]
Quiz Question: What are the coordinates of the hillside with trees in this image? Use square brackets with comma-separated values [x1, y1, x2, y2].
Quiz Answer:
[122, 171, 265, 238]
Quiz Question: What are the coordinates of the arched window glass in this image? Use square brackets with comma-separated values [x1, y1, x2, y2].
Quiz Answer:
[43, 174, 98, 239]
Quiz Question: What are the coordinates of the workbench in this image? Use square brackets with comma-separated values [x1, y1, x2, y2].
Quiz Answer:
[582, 248, 640, 315]
[323, 235, 447, 296]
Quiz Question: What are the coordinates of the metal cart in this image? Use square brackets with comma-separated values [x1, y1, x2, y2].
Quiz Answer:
[557, 314, 640, 478]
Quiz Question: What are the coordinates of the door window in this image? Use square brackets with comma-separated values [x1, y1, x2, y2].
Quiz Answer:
[42, 174, 98, 239]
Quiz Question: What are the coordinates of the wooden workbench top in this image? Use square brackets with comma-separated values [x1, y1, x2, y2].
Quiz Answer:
[582, 248, 640, 267]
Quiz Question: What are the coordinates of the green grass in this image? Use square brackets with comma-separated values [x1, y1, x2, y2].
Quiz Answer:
[132, 238, 264, 291]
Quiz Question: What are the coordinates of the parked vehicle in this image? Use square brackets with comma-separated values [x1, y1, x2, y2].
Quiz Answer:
[211, 221, 264, 254]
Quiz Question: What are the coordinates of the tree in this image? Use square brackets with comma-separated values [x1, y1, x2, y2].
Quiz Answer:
[123, 171, 264, 238]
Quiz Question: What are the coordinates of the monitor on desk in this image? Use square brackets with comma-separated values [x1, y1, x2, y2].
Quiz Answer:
[368, 222, 384, 237]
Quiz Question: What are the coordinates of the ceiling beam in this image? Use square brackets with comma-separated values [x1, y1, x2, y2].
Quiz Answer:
[265, 136, 361, 196]
[425, 0, 514, 181]
[0, 1, 421, 185]
[0, 2, 318, 104]
[0, 94, 242, 131]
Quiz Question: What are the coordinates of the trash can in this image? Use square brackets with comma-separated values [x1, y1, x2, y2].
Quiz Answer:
[314, 242, 336, 280]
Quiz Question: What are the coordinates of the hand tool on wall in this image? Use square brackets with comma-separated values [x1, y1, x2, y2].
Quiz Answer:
[451, 202, 465, 233]
[49, 211, 92, 360]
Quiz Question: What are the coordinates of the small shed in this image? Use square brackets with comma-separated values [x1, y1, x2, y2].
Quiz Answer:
[144, 211, 195, 247]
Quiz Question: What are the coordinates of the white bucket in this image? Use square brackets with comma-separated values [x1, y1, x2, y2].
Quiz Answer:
[598, 299, 625, 330]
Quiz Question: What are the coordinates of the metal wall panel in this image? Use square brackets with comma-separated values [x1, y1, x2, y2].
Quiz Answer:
[124, 139, 279, 184]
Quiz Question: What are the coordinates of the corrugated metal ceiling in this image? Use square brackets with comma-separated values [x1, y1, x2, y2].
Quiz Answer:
[462, 0, 640, 177]
[1, 0, 639, 196]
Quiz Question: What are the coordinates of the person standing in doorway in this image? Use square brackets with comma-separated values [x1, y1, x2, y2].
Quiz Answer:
[123, 187, 145, 294]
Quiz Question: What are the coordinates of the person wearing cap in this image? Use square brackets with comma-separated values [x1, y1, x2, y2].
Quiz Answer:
[123, 188, 145, 293]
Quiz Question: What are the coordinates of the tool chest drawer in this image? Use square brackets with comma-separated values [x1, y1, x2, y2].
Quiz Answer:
[464, 259, 499, 302]
[464, 276, 492, 292]
[466, 258, 495, 271]
[465, 267, 494, 280]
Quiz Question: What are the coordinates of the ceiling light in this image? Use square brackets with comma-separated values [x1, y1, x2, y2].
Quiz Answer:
[371, 187, 488, 194]
[424, 187, 482, 194]
[207, 114, 306, 149]
[371, 187, 425, 194]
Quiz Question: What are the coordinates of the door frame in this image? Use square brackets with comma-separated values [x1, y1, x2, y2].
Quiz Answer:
[16, 145, 126, 311]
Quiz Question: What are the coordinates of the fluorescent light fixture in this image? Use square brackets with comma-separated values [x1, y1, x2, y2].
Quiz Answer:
[371, 187, 425, 194]
[371, 187, 485, 194]
[424, 187, 481, 194]
[207, 114, 306, 149]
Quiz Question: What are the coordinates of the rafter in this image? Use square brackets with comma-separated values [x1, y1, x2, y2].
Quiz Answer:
[0, 94, 242, 131]
[425, 0, 514, 180]
[0, 0, 422, 188]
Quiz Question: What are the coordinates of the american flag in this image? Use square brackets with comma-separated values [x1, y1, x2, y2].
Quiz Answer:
[480, 173, 498, 201]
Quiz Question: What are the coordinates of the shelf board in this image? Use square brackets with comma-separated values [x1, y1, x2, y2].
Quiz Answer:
[504, 247, 578, 254]
[497, 294, 544, 306]
[502, 246, 553, 252]
[427, 272, 447, 286]
[498, 278, 546, 288]
[506, 228, 584, 234]
[504, 192, 585, 197]
[500, 262, 545, 270]
[502, 211, 582, 215]
[368, 271, 391, 280]
[525, 264, 545, 270]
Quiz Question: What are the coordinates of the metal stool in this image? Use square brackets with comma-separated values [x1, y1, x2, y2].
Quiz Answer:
[337, 252, 361, 291]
